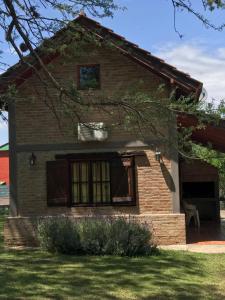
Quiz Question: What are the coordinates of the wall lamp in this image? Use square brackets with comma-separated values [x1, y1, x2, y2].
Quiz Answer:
[155, 148, 162, 163]
[29, 152, 37, 166]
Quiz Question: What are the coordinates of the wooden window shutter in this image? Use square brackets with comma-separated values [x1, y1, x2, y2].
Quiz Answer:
[46, 160, 70, 206]
[111, 156, 135, 203]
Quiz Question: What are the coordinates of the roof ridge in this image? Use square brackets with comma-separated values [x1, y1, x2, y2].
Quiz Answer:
[0, 14, 202, 98]
[77, 15, 202, 92]
[78, 16, 202, 89]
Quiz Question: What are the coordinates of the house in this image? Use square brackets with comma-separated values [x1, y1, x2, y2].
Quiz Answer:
[0, 143, 9, 206]
[0, 143, 9, 185]
[1, 14, 224, 246]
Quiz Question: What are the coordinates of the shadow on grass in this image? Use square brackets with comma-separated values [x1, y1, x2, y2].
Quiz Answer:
[0, 250, 224, 299]
[0, 214, 225, 299]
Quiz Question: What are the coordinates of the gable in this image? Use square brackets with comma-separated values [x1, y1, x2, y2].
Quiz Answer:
[19, 42, 169, 96]
[14, 44, 172, 146]
[0, 14, 202, 99]
[77, 16, 202, 97]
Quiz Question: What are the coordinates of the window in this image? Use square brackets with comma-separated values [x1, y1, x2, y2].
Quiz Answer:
[72, 160, 111, 205]
[92, 161, 111, 203]
[68, 154, 135, 206]
[47, 153, 136, 207]
[78, 65, 100, 89]
[110, 157, 135, 203]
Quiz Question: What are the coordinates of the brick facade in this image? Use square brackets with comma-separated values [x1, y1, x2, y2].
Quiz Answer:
[15, 149, 174, 216]
[4, 214, 186, 247]
[15, 46, 169, 145]
[5, 39, 186, 245]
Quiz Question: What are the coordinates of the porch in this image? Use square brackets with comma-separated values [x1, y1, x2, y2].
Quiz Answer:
[186, 211, 225, 245]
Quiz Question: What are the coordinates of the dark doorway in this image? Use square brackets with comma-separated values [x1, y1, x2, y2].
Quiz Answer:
[182, 181, 219, 221]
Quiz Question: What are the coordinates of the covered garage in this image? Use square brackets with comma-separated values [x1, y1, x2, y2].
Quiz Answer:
[180, 160, 220, 222]
[178, 113, 225, 222]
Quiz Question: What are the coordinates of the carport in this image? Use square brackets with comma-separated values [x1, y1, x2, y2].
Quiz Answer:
[178, 113, 225, 244]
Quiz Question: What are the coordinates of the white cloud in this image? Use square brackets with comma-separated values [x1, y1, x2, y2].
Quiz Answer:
[0, 122, 7, 129]
[0, 125, 8, 145]
[218, 48, 225, 59]
[0, 111, 8, 144]
[155, 44, 225, 103]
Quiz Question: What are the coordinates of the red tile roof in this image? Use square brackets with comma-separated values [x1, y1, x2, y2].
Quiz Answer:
[177, 113, 225, 153]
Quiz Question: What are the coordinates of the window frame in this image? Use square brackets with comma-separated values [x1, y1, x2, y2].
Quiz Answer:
[66, 153, 136, 207]
[77, 64, 101, 90]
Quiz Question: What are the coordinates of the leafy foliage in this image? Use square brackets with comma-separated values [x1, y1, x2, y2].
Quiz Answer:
[0, 0, 224, 160]
[38, 217, 82, 254]
[192, 144, 225, 198]
[37, 216, 154, 256]
[171, 0, 225, 37]
[206, 0, 225, 10]
[176, 97, 225, 158]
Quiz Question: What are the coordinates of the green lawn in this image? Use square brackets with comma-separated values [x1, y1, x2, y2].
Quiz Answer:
[0, 214, 225, 299]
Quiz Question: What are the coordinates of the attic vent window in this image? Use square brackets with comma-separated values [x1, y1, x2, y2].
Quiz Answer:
[78, 64, 100, 89]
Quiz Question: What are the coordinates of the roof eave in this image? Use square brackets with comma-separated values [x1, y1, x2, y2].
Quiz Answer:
[0, 14, 203, 99]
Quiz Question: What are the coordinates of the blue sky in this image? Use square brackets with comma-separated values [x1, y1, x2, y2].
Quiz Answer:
[0, 0, 225, 145]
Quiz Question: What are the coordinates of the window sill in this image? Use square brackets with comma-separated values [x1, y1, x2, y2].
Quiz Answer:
[71, 202, 136, 207]
[77, 86, 101, 91]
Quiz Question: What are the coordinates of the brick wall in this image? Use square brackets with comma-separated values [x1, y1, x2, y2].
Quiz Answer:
[6, 41, 186, 245]
[15, 45, 170, 145]
[11, 44, 176, 216]
[4, 214, 186, 247]
[16, 149, 173, 216]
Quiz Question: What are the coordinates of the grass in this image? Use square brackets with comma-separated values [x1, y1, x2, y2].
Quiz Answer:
[0, 213, 225, 299]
